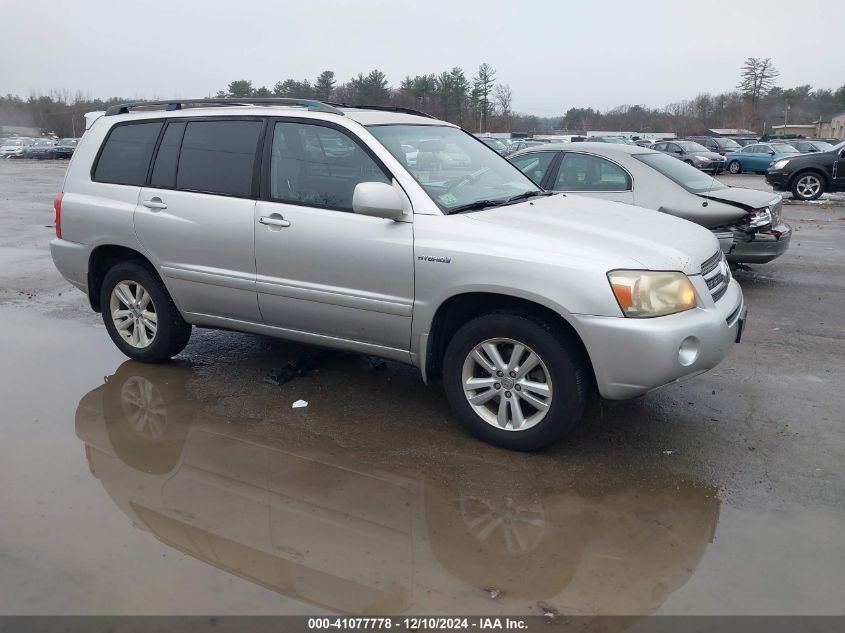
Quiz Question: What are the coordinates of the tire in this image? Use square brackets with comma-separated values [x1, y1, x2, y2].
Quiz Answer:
[100, 262, 192, 363]
[728, 160, 742, 174]
[790, 171, 825, 201]
[442, 312, 587, 451]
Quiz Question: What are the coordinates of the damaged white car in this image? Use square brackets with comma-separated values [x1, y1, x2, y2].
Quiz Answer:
[509, 142, 791, 264]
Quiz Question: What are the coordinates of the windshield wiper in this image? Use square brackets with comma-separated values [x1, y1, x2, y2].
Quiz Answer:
[446, 190, 555, 215]
[502, 190, 556, 204]
[446, 199, 510, 215]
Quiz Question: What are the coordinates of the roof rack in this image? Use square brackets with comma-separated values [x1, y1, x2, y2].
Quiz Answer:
[326, 103, 436, 119]
[104, 98, 344, 117]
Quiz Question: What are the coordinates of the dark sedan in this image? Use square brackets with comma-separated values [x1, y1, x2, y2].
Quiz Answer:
[766, 141, 845, 201]
[21, 138, 56, 159]
[53, 138, 79, 159]
[652, 140, 726, 173]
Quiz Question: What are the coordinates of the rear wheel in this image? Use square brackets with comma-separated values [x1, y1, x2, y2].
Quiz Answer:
[791, 172, 825, 201]
[100, 262, 192, 363]
[728, 160, 742, 174]
[443, 312, 587, 451]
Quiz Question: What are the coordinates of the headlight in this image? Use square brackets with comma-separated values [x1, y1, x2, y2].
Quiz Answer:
[748, 207, 772, 229]
[772, 159, 790, 170]
[607, 270, 698, 318]
[697, 156, 711, 162]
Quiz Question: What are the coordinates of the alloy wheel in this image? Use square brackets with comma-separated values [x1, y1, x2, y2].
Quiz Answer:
[461, 338, 553, 431]
[109, 280, 158, 348]
[795, 175, 821, 199]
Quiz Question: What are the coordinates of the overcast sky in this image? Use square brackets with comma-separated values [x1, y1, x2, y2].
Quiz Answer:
[2, 0, 842, 116]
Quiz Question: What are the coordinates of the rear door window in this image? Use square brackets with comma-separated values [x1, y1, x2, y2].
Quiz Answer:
[509, 151, 556, 186]
[176, 120, 264, 197]
[94, 121, 163, 185]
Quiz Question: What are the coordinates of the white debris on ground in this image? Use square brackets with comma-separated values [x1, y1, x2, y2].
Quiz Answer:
[292, 399, 308, 408]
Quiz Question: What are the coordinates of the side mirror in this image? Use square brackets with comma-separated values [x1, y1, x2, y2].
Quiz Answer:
[768, 151, 775, 155]
[352, 182, 405, 220]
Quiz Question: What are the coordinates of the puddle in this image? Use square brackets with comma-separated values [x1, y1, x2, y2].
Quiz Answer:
[1, 307, 844, 615]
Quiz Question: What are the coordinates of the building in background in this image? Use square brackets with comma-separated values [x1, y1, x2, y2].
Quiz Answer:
[815, 112, 845, 140]
[0, 124, 40, 137]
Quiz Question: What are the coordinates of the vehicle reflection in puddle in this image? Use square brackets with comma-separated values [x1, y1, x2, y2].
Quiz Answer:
[76, 360, 721, 617]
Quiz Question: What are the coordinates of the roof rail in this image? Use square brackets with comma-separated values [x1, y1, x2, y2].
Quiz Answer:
[326, 103, 436, 119]
[104, 98, 344, 117]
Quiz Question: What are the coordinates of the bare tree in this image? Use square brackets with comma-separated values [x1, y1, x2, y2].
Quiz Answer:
[738, 57, 779, 107]
[494, 84, 513, 121]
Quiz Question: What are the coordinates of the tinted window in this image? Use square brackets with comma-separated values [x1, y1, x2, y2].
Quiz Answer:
[176, 120, 263, 197]
[510, 151, 556, 185]
[555, 153, 631, 192]
[269, 122, 389, 211]
[94, 121, 163, 185]
[150, 121, 186, 188]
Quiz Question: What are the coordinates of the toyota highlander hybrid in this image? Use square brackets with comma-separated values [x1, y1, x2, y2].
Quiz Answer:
[50, 98, 746, 450]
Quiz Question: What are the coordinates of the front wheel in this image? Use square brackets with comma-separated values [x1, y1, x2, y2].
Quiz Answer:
[728, 160, 742, 174]
[442, 312, 588, 451]
[791, 172, 825, 201]
[100, 262, 192, 363]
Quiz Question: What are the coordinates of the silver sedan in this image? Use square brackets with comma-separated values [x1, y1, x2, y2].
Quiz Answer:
[508, 142, 792, 264]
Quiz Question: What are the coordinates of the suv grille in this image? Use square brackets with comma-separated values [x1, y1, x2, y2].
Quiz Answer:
[701, 250, 729, 302]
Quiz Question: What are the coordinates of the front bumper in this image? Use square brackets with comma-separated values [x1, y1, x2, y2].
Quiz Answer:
[765, 169, 790, 190]
[728, 222, 792, 264]
[567, 277, 744, 400]
[698, 160, 726, 172]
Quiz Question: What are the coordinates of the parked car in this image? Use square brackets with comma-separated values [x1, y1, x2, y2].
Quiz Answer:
[633, 139, 656, 147]
[22, 138, 57, 159]
[584, 136, 636, 145]
[479, 137, 508, 154]
[504, 140, 544, 155]
[724, 142, 801, 174]
[685, 136, 743, 156]
[508, 142, 790, 264]
[786, 139, 833, 154]
[0, 137, 32, 158]
[53, 138, 80, 159]
[651, 140, 726, 173]
[50, 98, 745, 451]
[765, 140, 845, 201]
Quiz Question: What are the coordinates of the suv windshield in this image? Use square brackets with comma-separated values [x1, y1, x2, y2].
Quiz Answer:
[368, 125, 540, 213]
[57, 139, 78, 146]
[716, 138, 741, 150]
[636, 152, 727, 193]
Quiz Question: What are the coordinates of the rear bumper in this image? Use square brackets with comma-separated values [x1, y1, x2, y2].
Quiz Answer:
[567, 278, 744, 400]
[728, 222, 792, 264]
[50, 238, 90, 294]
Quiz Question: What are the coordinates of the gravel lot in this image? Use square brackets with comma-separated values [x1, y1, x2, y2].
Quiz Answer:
[1, 160, 844, 616]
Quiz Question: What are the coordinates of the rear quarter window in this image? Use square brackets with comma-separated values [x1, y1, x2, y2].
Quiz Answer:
[93, 121, 164, 185]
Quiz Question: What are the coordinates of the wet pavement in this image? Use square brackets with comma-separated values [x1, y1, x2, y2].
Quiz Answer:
[1, 160, 844, 616]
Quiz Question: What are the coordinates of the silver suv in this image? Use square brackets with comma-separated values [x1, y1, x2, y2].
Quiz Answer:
[51, 98, 746, 450]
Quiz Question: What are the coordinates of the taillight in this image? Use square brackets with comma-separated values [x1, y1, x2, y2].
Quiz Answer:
[54, 192, 63, 238]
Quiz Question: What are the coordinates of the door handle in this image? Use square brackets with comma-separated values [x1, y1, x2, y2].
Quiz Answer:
[258, 215, 291, 228]
[142, 197, 167, 210]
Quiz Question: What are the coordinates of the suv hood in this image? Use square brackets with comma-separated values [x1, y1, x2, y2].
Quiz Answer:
[466, 194, 717, 275]
[698, 186, 779, 211]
